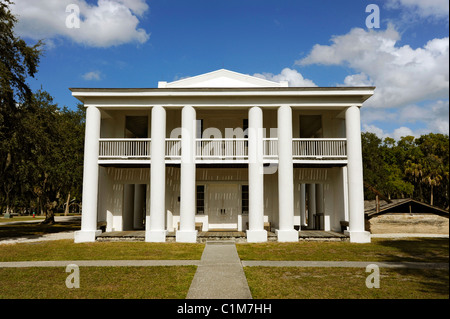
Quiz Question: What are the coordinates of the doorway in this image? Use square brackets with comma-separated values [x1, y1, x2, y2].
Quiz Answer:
[207, 184, 239, 230]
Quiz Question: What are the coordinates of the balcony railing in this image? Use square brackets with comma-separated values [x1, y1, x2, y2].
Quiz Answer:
[196, 138, 247, 160]
[99, 138, 151, 159]
[98, 138, 347, 161]
[292, 138, 347, 159]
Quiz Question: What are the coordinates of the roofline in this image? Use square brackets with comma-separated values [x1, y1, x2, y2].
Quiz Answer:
[70, 87, 375, 102]
[69, 86, 376, 92]
[366, 198, 449, 217]
[161, 68, 287, 87]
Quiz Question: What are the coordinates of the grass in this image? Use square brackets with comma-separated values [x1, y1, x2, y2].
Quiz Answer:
[0, 266, 197, 299]
[239, 238, 449, 299]
[244, 267, 449, 299]
[236, 237, 449, 263]
[0, 239, 205, 261]
[1, 219, 448, 299]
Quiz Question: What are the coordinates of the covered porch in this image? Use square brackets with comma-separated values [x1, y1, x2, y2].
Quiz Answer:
[96, 229, 349, 242]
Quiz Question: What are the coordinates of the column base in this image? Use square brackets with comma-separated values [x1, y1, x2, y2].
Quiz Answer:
[344, 230, 371, 243]
[246, 230, 268, 243]
[176, 230, 198, 243]
[276, 229, 298, 242]
[74, 230, 102, 243]
[145, 230, 167, 242]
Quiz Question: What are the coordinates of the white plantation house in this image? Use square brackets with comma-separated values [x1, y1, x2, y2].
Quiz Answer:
[70, 69, 375, 244]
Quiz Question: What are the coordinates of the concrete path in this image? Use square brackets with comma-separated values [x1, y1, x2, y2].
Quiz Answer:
[0, 260, 200, 268]
[242, 260, 449, 269]
[186, 241, 252, 299]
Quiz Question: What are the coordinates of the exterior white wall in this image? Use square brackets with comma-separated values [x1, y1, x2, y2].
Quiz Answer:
[92, 106, 361, 240]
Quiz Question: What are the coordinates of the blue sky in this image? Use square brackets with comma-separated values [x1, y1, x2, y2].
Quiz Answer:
[10, 0, 449, 140]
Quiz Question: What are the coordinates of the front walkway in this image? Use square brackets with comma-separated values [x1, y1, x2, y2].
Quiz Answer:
[186, 241, 252, 299]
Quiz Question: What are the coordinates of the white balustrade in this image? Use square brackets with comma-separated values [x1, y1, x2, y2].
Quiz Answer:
[99, 138, 151, 158]
[263, 138, 278, 159]
[98, 138, 347, 161]
[292, 138, 347, 159]
[165, 138, 181, 159]
[196, 138, 248, 160]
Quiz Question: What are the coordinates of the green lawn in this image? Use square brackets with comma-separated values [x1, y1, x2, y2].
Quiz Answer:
[0, 239, 205, 261]
[0, 266, 197, 299]
[239, 238, 449, 299]
[1, 234, 448, 299]
[236, 237, 449, 262]
[244, 267, 449, 299]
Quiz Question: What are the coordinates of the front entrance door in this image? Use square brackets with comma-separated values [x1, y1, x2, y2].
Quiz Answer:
[208, 184, 239, 230]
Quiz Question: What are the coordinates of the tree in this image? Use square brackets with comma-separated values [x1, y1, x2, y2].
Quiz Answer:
[416, 134, 449, 207]
[0, 0, 43, 216]
[20, 90, 85, 223]
[361, 132, 389, 199]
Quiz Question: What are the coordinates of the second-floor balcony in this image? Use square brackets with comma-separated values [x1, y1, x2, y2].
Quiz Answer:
[98, 138, 347, 165]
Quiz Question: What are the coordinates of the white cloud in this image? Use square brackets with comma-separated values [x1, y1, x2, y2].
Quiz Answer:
[386, 0, 449, 20]
[363, 124, 421, 140]
[10, 0, 150, 48]
[253, 68, 317, 87]
[362, 100, 449, 139]
[297, 25, 449, 110]
[82, 71, 102, 81]
[392, 126, 416, 140]
[342, 73, 374, 87]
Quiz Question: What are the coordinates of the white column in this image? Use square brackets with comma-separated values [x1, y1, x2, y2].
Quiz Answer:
[247, 106, 267, 242]
[146, 106, 167, 242]
[276, 105, 298, 242]
[307, 184, 316, 229]
[133, 184, 145, 229]
[177, 105, 197, 243]
[75, 105, 102, 243]
[345, 106, 370, 243]
[300, 184, 307, 227]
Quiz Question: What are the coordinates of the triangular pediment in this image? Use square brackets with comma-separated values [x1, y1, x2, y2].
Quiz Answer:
[158, 69, 288, 88]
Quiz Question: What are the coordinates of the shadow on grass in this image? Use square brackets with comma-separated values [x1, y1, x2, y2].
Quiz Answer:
[376, 238, 449, 297]
[375, 237, 449, 263]
[0, 220, 81, 241]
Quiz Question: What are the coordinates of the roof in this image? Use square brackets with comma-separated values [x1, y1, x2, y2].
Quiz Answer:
[69, 69, 375, 105]
[365, 198, 449, 218]
[158, 69, 289, 88]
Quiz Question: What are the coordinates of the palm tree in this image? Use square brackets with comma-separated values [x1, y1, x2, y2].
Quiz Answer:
[421, 155, 445, 206]
[404, 160, 423, 199]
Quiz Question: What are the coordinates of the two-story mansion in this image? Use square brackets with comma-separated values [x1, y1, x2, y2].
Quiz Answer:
[71, 69, 374, 244]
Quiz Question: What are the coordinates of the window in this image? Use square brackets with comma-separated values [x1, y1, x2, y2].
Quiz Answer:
[242, 185, 249, 215]
[196, 185, 205, 214]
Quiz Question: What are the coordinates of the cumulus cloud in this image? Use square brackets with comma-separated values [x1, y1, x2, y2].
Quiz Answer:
[297, 25, 449, 110]
[385, 0, 449, 20]
[10, 0, 150, 47]
[298, 24, 449, 139]
[253, 68, 317, 87]
[362, 100, 449, 139]
[82, 70, 102, 81]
